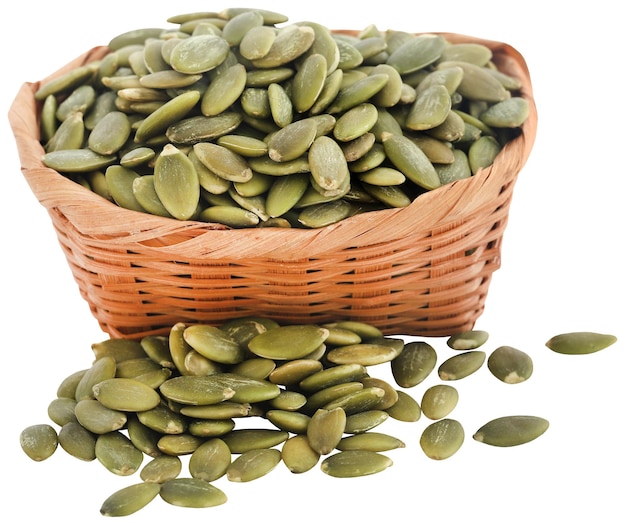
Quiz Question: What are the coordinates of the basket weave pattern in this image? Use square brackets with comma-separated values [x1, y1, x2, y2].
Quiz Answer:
[9, 33, 537, 339]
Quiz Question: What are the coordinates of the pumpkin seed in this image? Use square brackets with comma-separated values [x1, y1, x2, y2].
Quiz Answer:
[47, 397, 78, 426]
[545, 332, 618, 355]
[473, 416, 549, 447]
[281, 434, 320, 473]
[320, 450, 392, 477]
[188, 438, 232, 482]
[391, 341, 437, 388]
[438, 351, 486, 381]
[421, 384, 459, 420]
[20, 424, 58, 462]
[100, 482, 161, 517]
[93, 378, 162, 412]
[221, 428, 289, 453]
[140, 454, 182, 483]
[227, 448, 282, 482]
[74, 399, 127, 434]
[160, 477, 227, 508]
[420, 418, 464, 459]
[447, 330, 489, 350]
[58, 421, 97, 461]
[307, 407, 346, 455]
[337, 432, 405, 452]
[95, 430, 143, 475]
[248, 324, 329, 360]
[487, 346, 534, 384]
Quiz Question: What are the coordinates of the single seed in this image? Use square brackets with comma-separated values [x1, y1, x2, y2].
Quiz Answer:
[159, 478, 227, 508]
[438, 351, 486, 381]
[545, 332, 618, 355]
[391, 341, 437, 388]
[487, 346, 534, 384]
[307, 407, 346, 455]
[20, 424, 58, 462]
[421, 385, 459, 420]
[447, 330, 490, 350]
[140, 455, 183, 483]
[95, 430, 143, 476]
[100, 482, 161, 517]
[227, 448, 282, 482]
[281, 434, 320, 474]
[93, 378, 161, 412]
[320, 450, 392, 478]
[188, 438, 232, 482]
[337, 432, 405, 452]
[473, 416, 549, 447]
[420, 418, 465, 459]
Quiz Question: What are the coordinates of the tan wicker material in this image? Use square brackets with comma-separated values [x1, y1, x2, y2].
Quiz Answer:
[9, 32, 537, 339]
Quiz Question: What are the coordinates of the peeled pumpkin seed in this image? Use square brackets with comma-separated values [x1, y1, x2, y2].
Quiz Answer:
[320, 450, 392, 478]
[74, 399, 127, 434]
[251, 25, 316, 69]
[182, 324, 245, 364]
[421, 384, 459, 420]
[126, 415, 162, 458]
[545, 332, 617, 355]
[56, 370, 87, 397]
[93, 378, 162, 412]
[344, 410, 389, 434]
[391, 341, 437, 388]
[160, 477, 227, 508]
[137, 403, 188, 434]
[41, 148, 116, 173]
[385, 389, 421, 422]
[134, 90, 200, 143]
[227, 448, 282, 482]
[337, 432, 405, 452]
[169, 34, 230, 74]
[281, 434, 320, 473]
[487, 346, 534, 384]
[326, 342, 400, 366]
[268, 118, 318, 162]
[239, 25, 277, 60]
[473, 415, 549, 447]
[222, 428, 289, 453]
[140, 454, 182, 483]
[406, 84, 452, 131]
[248, 324, 329, 360]
[447, 330, 489, 350]
[95, 430, 143, 475]
[100, 482, 161, 517]
[307, 407, 346, 455]
[157, 433, 204, 456]
[188, 438, 232, 482]
[75, 355, 117, 401]
[322, 386, 386, 415]
[266, 410, 311, 433]
[20, 424, 58, 461]
[382, 132, 441, 190]
[438, 351, 486, 381]
[47, 397, 78, 426]
[58, 421, 97, 461]
[468, 135, 502, 174]
[420, 418, 464, 460]
[479, 97, 530, 128]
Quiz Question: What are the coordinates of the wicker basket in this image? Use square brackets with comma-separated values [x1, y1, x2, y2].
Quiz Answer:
[9, 32, 537, 339]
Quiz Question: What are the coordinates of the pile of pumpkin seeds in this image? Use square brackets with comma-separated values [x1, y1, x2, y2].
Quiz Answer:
[36, 7, 531, 228]
[19, 316, 617, 516]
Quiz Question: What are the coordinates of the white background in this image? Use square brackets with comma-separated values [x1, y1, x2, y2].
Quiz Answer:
[3, 1, 624, 522]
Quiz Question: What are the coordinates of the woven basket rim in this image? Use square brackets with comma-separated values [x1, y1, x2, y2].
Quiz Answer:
[9, 31, 537, 261]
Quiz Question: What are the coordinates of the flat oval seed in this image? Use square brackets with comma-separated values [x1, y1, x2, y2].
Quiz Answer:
[439, 60, 510, 102]
[132, 175, 173, 218]
[269, 359, 324, 386]
[201, 63, 247, 116]
[159, 375, 235, 405]
[360, 377, 399, 410]
[58, 421, 97, 461]
[488, 346, 534, 384]
[248, 324, 329, 360]
[468, 135, 502, 174]
[95, 431, 143, 475]
[385, 389, 421, 422]
[153, 143, 200, 221]
[473, 416, 550, 447]
[479, 97, 530, 128]
[386, 34, 446, 74]
[266, 410, 311, 434]
[252, 25, 316, 68]
[188, 419, 235, 438]
[41, 149, 116, 173]
[421, 384, 459, 420]
[193, 142, 253, 182]
[227, 448, 282, 482]
[231, 358, 277, 380]
[321, 450, 392, 478]
[169, 34, 230, 74]
[328, 73, 389, 113]
[222, 429, 289, 454]
[200, 205, 260, 228]
[47, 397, 78, 426]
[281, 434, 320, 473]
[46, 111, 84, 152]
[299, 363, 368, 392]
[189, 438, 232, 481]
[74, 399, 127, 434]
[20, 424, 58, 461]
[337, 432, 405, 452]
[344, 410, 389, 434]
[545, 332, 618, 355]
[105, 165, 145, 212]
[405, 84, 452, 131]
[181, 402, 251, 420]
[266, 172, 310, 217]
[239, 25, 276, 60]
[326, 342, 400, 366]
[391, 341, 437, 388]
[92, 337, 146, 362]
[166, 112, 243, 144]
[307, 407, 346, 455]
[137, 403, 188, 434]
[160, 478, 227, 508]
[298, 199, 353, 228]
[134, 90, 201, 143]
[333, 103, 378, 142]
[420, 418, 464, 459]
[292, 53, 328, 113]
[93, 378, 162, 412]
[447, 330, 490, 350]
[75, 356, 117, 401]
[438, 350, 486, 381]
[322, 387, 386, 415]
[382, 132, 441, 190]
[157, 434, 204, 456]
[182, 324, 245, 364]
[140, 455, 182, 483]
[100, 482, 161, 517]
[268, 119, 317, 162]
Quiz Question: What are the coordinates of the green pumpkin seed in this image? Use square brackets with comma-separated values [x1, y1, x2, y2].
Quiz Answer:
[436, 149, 472, 184]
[157, 434, 204, 456]
[438, 351, 486, 381]
[132, 175, 173, 217]
[441, 42, 493, 66]
[166, 112, 243, 144]
[180, 402, 252, 419]
[115, 357, 162, 379]
[416, 66, 464, 96]
[447, 330, 490, 350]
[291, 53, 328, 113]
[267, 82, 293, 128]
[322, 386, 386, 415]
[344, 410, 389, 434]
[268, 359, 324, 386]
[47, 397, 78, 426]
[200, 63, 247, 116]
[468, 135, 502, 174]
[153, 143, 200, 220]
[35, 64, 97, 101]
[473, 415, 549, 447]
[188, 438, 232, 482]
[487, 346, 534, 384]
[252, 25, 316, 68]
[120, 146, 156, 168]
[74, 399, 127, 434]
[222, 428, 289, 453]
[188, 419, 236, 438]
[231, 358, 277, 380]
[328, 73, 389, 113]
[439, 60, 510, 102]
[300, 363, 368, 392]
[281, 434, 320, 473]
[248, 155, 310, 175]
[387, 33, 446, 74]
[268, 390, 308, 411]
[326, 342, 400, 366]
[479, 97, 530, 128]
[406, 84, 452, 131]
[134, 90, 201, 143]
[248, 324, 329, 360]
[268, 118, 318, 162]
[337, 432, 405, 452]
[308, 135, 351, 192]
[75, 356, 117, 401]
[159, 375, 234, 406]
[199, 205, 260, 227]
[382, 132, 440, 190]
[95, 430, 143, 475]
[100, 482, 161, 517]
[320, 450, 392, 477]
[358, 166, 405, 186]
[93, 378, 162, 412]
[266, 410, 311, 434]
[105, 165, 145, 212]
[137, 403, 188, 434]
[20, 424, 58, 462]
[391, 341, 437, 388]
[385, 389, 421, 422]
[333, 103, 379, 142]
[46, 110, 85, 152]
[239, 25, 277, 60]
[169, 34, 230, 74]
[126, 415, 162, 458]
[140, 454, 182, 483]
[160, 477, 227, 508]
[182, 324, 245, 364]
[307, 407, 346, 455]
[421, 384, 459, 420]
[420, 418, 464, 459]
[227, 448, 282, 482]
[193, 142, 253, 182]
[545, 332, 617, 355]
[266, 172, 310, 217]
[58, 421, 97, 461]
[217, 134, 268, 157]
[42, 148, 116, 173]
